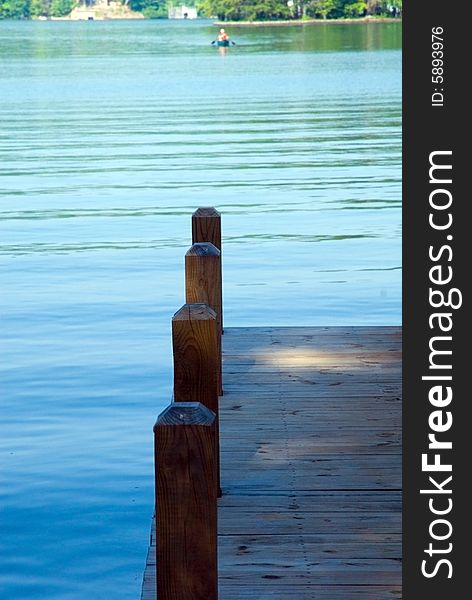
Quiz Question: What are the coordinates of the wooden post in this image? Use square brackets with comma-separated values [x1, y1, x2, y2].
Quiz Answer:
[192, 207, 221, 250]
[154, 402, 217, 600]
[172, 303, 221, 496]
[185, 242, 223, 395]
[192, 207, 223, 333]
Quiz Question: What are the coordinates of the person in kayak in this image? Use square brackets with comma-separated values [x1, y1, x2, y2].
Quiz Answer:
[217, 29, 229, 42]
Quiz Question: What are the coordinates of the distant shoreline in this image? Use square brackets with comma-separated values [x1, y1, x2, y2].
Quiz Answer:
[213, 17, 402, 27]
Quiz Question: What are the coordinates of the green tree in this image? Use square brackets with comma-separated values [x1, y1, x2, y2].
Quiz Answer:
[305, 0, 336, 19]
[0, 0, 30, 18]
[388, 0, 402, 16]
[200, 0, 291, 21]
[129, 0, 167, 18]
[30, 0, 51, 16]
[366, 0, 401, 16]
[50, 0, 74, 15]
[342, 1, 367, 17]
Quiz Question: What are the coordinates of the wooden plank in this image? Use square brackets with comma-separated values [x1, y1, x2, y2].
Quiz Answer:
[221, 411, 401, 422]
[218, 587, 402, 600]
[221, 445, 401, 456]
[217, 492, 402, 512]
[219, 533, 401, 558]
[220, 455, 402, 470]
[220, 384, 402, 392]
[220, 431, 401, 442]
[222, 377, 401, 386]
[221, 326, 401, 337]
[219, 513, 401, 534]
[217, 557, 402, 584]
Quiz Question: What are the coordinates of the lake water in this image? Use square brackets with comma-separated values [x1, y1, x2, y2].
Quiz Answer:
[0, 19, 401, 599]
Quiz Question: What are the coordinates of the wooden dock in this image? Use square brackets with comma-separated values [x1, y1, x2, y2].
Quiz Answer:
[142, 325, 402, 599]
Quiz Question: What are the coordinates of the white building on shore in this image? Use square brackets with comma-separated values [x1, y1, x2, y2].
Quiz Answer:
[168, 5, 198, 19]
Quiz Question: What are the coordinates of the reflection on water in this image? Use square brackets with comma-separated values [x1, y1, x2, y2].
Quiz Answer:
[0, 20, 401, 599]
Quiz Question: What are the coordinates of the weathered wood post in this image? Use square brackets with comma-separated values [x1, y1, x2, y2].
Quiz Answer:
[172, 303, 221, 496]
[192, 207, 221, 250]
[185, 242, 223, 395]
[154, 402, 217, 600]
[192, 208, 223, 334]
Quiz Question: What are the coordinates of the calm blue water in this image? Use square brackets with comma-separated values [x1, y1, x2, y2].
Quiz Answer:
[0, 19, 401, 599]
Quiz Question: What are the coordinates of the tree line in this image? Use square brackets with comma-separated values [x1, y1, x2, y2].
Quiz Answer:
[1, 0, 73, 18]
[0, 0, 168, 18]
[0, 0, 402, 21]
[199, 0, 402, 21]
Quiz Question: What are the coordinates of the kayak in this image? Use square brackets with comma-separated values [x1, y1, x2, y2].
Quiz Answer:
[217, 40, 230, 47]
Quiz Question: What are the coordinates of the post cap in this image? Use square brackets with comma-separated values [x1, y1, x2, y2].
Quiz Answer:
[185, 242, 220, 257]
[155, 402, 216, 428]
[173, 303, 217, 321]
[192, 207, 221, 218]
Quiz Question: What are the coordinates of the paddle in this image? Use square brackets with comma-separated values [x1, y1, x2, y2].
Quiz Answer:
[211, 40, 236, 45]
